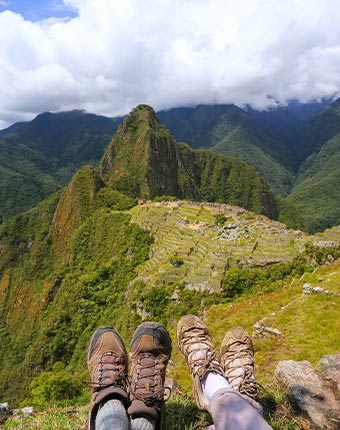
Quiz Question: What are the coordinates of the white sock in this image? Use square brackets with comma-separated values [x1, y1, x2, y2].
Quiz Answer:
[95, 399, 129, 430]
[201, 371, 230, 401]
[131, 417, 155, 430]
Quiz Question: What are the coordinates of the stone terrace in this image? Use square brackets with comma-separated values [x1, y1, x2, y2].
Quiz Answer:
[129, 201, 309, 292]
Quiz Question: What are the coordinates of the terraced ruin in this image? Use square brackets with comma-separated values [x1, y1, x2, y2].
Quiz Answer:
[130, 201, 309, 292]
[313, 225, 340, 247]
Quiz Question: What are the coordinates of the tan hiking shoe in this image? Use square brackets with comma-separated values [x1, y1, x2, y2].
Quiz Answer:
[86, 326, 128, 430]
[128, 322, 172, 429]
[177, 314, 223, 411]
[220, 327, 258, 399]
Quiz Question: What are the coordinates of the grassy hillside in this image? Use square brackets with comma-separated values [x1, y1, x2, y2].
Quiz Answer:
[0, 165, 152, 402]
[295, 98, 340, 162]
[2, 103, 340, 430]
[3, 239, 340, 430]
[0, 138, 59, 222]
[0, 172, 337, 406]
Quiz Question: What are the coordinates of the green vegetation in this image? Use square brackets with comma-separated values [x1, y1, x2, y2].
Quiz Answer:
[158, 104, 293, 196]
[2, 102, 340, 430]
[99, 105, 302, 228]
[0, 111, 119, 221]
[28, 363, 83, 408]
[0, 182, 339, 429]
[3, 389, 302, 430]
[2, 99, 340, 231]
[288, 99, 340, 232]
[289, 133, 340, 232]
[158, 99, 340, 232]
[0, 172, 152, 405]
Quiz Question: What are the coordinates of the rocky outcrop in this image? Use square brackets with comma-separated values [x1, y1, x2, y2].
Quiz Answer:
[303, 283, 340, 296]
[275, 354, 340, 429]
[252, 317, 282, 338]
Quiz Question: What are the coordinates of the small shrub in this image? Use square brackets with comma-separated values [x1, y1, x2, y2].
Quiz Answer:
[214, 214, 226, 226]
[170, 256, 184, 267]
[29, 363, 82, 408]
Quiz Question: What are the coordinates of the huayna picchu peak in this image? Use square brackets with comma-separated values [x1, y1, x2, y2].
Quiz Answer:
[99, 104, 300, 225]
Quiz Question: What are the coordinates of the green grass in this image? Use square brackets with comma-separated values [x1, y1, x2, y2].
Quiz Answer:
[1, 185, 339, 429]
[3, 407, 88, 429]
[3, 392, 301, 430]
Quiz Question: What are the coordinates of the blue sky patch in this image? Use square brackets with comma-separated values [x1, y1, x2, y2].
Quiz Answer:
[0, 0, 78, 22]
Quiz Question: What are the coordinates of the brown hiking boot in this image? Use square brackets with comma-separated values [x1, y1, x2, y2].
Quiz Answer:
[220, 327, 258, 399]
[86, 326, 128, 430]
[128, 321, 172, 429]
[177, 315, 223, 411]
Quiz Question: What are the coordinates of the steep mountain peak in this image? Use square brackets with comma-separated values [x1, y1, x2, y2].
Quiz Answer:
[99, 104, 182, 198]
[98, 105, 303, 224]
[116, 104, 161, 139]
[128, 104, 159, 121]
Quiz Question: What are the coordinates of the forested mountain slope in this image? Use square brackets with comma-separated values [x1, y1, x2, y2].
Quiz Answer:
[0, 110, 119, 221]
[158, 105, 293, 195]
[289, 98, 340, 232]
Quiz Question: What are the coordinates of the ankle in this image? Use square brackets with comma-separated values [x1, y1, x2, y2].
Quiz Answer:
[201, 372, 230, 401]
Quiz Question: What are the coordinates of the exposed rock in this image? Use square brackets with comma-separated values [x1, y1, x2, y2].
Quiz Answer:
[170, 290, 179, 302]
[11, 406, 34, 417]
[252, 317, 282, 338]
[165, 377, 177, 392]
[275, 359, 340, 429]
[21, 407, 34, 417]
[0, 403, 9, 421]
[303, 283, 340, 296]
[184, 278, 221, 293]
[320, 353, 340, 392]
[136, 301, 152, 320]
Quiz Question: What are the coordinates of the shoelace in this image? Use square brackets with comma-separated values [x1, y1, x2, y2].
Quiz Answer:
[85, 351, 126, 392]
[224, 345, 258, 398]
[181, 326, 219, 378]
[239, 366, 259, 398]
[131, 353, 170, 406]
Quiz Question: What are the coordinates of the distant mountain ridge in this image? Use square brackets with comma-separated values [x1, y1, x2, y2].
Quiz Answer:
[0, 110, 120, 221]
[1, 98, 339, 231]
[158, 104, 293, 195]
[99, 104, 299, 223]
[289, 98, 340, 231]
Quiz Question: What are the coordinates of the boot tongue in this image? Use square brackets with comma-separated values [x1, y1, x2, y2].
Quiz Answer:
[137, 334, 156, 353]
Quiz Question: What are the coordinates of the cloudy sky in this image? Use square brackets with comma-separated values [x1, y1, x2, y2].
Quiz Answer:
[1, 0, 340, 129]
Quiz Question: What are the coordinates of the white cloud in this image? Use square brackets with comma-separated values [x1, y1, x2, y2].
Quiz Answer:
[1, 0, 340, 128]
